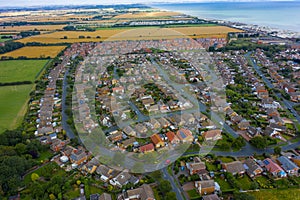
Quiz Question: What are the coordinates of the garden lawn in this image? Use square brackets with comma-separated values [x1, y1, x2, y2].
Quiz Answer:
[0, 84, 33, 133]
[250, 188, 300, 200]
[0, 59, 49, 83]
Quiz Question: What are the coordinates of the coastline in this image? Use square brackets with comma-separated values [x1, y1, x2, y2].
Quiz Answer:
[151, 2, 300, 39]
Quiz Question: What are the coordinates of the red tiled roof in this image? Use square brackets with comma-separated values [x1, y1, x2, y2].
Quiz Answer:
[139, 143, 154, 153]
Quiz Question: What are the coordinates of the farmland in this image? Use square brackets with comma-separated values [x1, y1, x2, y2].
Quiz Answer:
[16, 26, 242, 44]
[0, 84, 33, 133]
[113, 11, 180, 19]
[0, 25, 65, 32]
[0, 59, 49, 83]
[1, 46, 66, 58]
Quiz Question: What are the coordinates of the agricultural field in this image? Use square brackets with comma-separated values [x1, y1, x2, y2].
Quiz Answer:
[113, 11, 180, 19]
[1, 46, 66, 58]
[0, 59, 49, 83]
[17, 26, 242, 44]
[250, 188, 300, 200]
[0, 25, 65, 32]
[0, 35, 12, 42]
[0, 84, 34, 133]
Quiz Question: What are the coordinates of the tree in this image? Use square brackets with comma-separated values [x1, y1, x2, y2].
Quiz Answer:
[250, 136, 268, 149]
[159, 180, 172, 194]
[49, 194, 56, 200]
[274, 146, 282, 155]
[31, 173, 40, 182]
[165, 192, 176, 200]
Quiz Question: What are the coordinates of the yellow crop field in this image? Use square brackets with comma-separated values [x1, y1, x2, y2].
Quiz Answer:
[17, 29, 127, 44]
[0, 46, 66, 58]
[0, 25, 65, 32]
[16, 26, 242, 44]
[114, 11, 180, 19]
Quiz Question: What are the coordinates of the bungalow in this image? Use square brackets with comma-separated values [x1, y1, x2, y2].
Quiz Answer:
[108, 131, 123, 143]
[157, 117, 171, 128]
[166, 131, 180, 144]
[176, 128, 194, 143]
[230, 115, 243, 124]
[121, 138, 137, 149]
[243, 158, 263, 177]
[123, 126, 136, 137]
[135, 124, 147, 134]
[222, 161, 245, 175]
[269, 123, 287, 132]
[194, 180, 216, 195]
[70, 149, 88, 165]
[277, 156, 299, 176]
[118, 184, 155, 200]
[96, 165, 114, 182]
[99, 193, 112, 200]
[112, 86, 125, 94]
[202, 130, 222, 141]
[182, 113, 196, 124]
[110, 171, 131, 188]
[202, 194, 220, 200]
[263, 127, 278, 138]
[238, 120, 250, 130]
[149, 118, 161, 129]
[139, 143, 155, 153]
[50, 138, 66, 152]
[247, 126, 260, 138]
[266, 108, 280, 117]
[263, 158, 287, 177]
[150, 134, 165, 148]
[186, 161, 206, 175]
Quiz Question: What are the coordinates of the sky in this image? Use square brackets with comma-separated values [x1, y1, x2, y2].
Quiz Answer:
[1, 0, 297, 7]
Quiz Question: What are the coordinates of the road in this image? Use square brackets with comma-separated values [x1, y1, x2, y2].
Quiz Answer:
[61, 63, 76, 139]
[161, 167, 185, 200]
[245, 52, 300, 126]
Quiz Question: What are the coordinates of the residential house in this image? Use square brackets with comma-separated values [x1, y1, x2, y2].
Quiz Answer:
[123, 126, 136, 137]
[118, 184, 155, 200]
[269, 123, 287, 132]
[157, 117, 170, 128]
[150, 134, 165, 148]
[238, 120, 250, 130]
[139, 143, 155, 153]
[277, 156, 299, 176]
[99, 193, 112, 200]
[222, 161, 245, 175]
[202, 130, 222, 141]
[243, 158, 263, 177]
[166, 131, 180, 144]
[149, 118, 161, 129]
[247, 126, 260, 138]
[70, 149, 88, 165]
[176, 128, 194, 143]
[263, 158, 287, 177]
[194, 180, 216, 195]
[110, 171, 132, 188]
[121, 138, 137, 149]
[108, 131, 123, 143]
[50, 139, 66, 152]
[186, 162, 206, 175]
[96, 165, 115, 182]
[202, 194, 220, 200]
[263, 127, 278, 138]
[266, 108, 280, 117]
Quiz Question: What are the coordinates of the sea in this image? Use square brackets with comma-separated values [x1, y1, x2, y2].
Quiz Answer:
[152, 1, 300, 33]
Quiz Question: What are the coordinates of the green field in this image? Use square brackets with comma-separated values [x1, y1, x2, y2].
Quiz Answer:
[0, 35, 12, 42]
[0, 84, 33, 133]
[0, 59, 49, 83]
[250, 188, 300, 200]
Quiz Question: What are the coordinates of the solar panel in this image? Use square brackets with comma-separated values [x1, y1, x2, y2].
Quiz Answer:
[179, 131, 186, 139]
